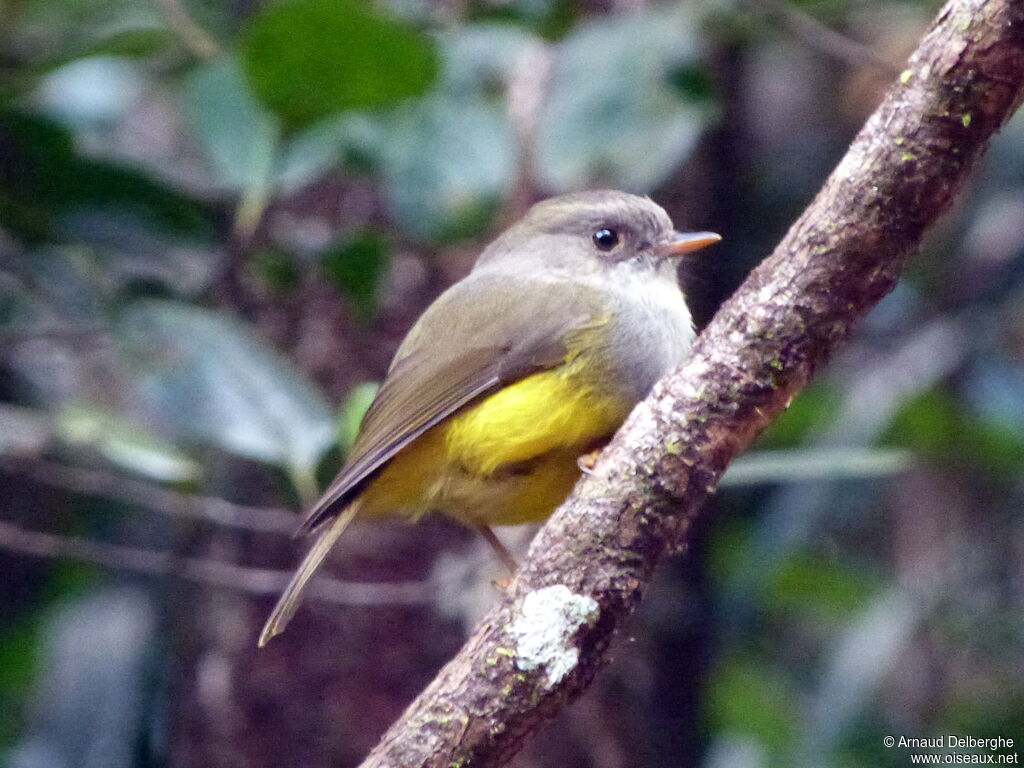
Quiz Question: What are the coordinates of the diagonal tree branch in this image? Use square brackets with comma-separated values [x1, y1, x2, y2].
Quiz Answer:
[357, 0, 1024, 765]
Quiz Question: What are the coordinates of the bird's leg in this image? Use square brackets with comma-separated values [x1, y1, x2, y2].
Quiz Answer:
[577, 448, 602, 475]
[472, 521, 519, 575]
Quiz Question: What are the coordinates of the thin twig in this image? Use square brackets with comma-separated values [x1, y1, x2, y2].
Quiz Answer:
[0, 519, 435, 605]
[1, 457, 299, 536]
[0, 325, 110, 348]
[746, 0, 902, 75]
[152, 0, 220, 60]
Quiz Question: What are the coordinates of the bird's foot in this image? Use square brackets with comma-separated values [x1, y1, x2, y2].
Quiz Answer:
[577, 449, 602, 475]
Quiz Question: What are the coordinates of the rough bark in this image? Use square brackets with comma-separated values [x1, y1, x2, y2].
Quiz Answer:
[359, 0, 1024, 766]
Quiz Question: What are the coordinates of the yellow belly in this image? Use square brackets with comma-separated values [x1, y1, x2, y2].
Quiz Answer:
[357, 363, 629, 526]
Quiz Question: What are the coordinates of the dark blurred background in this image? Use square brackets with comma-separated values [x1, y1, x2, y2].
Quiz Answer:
[0, 0, 1022, 766]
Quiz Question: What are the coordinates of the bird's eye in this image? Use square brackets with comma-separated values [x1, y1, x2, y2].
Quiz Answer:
[592, 228, 620, 251]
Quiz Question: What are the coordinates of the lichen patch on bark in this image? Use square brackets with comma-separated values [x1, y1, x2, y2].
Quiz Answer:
[509, 586, 599, 686]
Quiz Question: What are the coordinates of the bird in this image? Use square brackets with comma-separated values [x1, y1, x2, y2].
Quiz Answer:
[258, 189, 720, 646]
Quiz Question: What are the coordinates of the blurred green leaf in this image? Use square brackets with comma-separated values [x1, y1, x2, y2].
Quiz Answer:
[320, 232, 389, 320]
[766, 552, 879, 622]
[277, 112, 396, 179]
[667, 63, 716, 101]
[0, 1, 167, 102]
[5, 590, 157, 768]
[373, 24, 539, 240]
[707, 654, 797, 751]
[939, 691, 1024, 755]
[240, 0, 439, 130]
[117, 301, 335, 484]
[887, 389, 1024, 475]
[68, 26, 173, 60]
[276, 116, 357, 190]
[253, 250, 302, 291]
[0, 563, 97, 749]
[13, 0, 160, 45]
[16, 247, 109, 323]
[6, 244, 214, 333]
[0, 618, 40, 749]
[184, 58, 380, 210]
[706, 519, 753, 585]
[0, 110, 213, 243]
[757, 383, 841, 449]
[887, 389, 959, 451]
[183, 56, 280, 194]
[536, 7, 714, 192]
[0, 268, 45, 333]
[464, 0, 578, 39]
[439, 24, 535, 97]
[383, 96, 510, 241]
[35, 56, 147, 130]
[338, 381, 379, 455]
[183, 55, 280, 236]
[56, 406, 202, 483]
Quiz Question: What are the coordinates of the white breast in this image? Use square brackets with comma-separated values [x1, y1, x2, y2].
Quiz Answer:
[601, 264, 696, 401]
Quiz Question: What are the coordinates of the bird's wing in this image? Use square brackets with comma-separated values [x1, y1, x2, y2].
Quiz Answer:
[300, 278, 601, 533]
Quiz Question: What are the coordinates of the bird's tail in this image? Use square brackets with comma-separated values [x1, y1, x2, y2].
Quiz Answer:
[258, 501, 361, 647]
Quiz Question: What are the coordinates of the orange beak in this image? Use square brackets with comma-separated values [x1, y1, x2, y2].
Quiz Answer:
[653, 231, 722, 259]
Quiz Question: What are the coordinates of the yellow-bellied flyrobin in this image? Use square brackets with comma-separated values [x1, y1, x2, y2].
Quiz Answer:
[259, 190, 720, 646]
